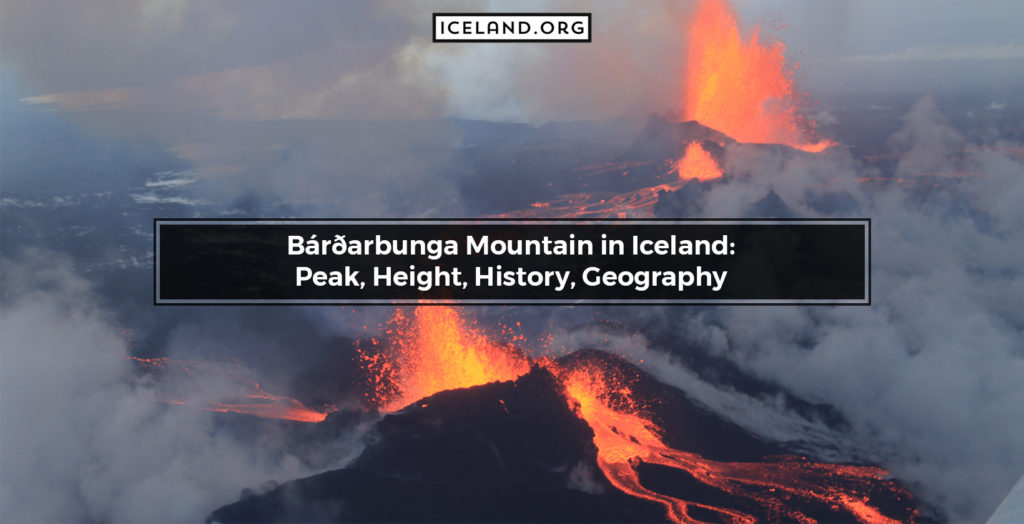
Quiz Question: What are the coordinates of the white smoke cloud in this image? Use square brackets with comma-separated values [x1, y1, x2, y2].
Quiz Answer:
[648, 96, 1024, 520]
[0, 251, 316, 522]
[889, 96, 973, 176]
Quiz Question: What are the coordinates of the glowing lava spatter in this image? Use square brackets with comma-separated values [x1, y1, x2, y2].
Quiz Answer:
[684, 0, 831, 152]
[360, 306, 531, 412]
[677, 141, 723, 181]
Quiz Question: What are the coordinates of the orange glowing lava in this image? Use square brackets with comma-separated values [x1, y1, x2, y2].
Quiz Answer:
[548, 359, 913, 524]
[499, 184, 675, 219]
[355, 307, 915, 523]
[676, 142, 723, 181]
[499, 142, 723, 218]
[360, 306, 531, 412]
[494, 159, 677, 218]
[684, 0, 831, 152]
[129, 356, 332, 423]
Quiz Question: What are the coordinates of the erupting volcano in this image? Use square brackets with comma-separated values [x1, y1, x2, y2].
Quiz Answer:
[499, 0, 836, 219]
[205, 1, 923, 521]
[683, 0, 831, 152]
[338, 307, 919, 524]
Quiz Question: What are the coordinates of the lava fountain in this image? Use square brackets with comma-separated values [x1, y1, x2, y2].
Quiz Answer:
[683, 0, 831, 152]
[677, 141, 723, 181]
[360, 306, 532, 412]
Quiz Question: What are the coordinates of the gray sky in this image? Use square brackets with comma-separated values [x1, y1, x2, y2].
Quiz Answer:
[2, 0, 1022, 123]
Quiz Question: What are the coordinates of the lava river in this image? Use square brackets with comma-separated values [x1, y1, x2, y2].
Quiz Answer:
[500, 141, 723, 219]
[129, 356, 333, 423]
[549, 358, 914, 524]
[358, 306, 917, 524]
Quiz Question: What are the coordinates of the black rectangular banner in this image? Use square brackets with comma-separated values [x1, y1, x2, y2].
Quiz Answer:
[155, 219, 869, 305]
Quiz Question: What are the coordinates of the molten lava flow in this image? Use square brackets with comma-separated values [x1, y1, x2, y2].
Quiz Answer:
[354, 307, 915, 521]
[497, 149, 725, 218]
[494, 159, 677, 218]
[129, 356, 332, 423]
[499, 142, 723, 217]
[205, 385, 331, 423]
[676, 142, 723, 181]
[684, 0, 831, 152]
[499, 185, 676, 219]
[549, 359, 913, 524]
[360, 306, 531, 412]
